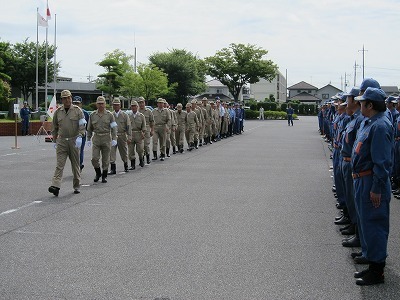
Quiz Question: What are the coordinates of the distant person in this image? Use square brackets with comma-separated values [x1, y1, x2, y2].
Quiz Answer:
[259, 106, 264, 120]
[48, 90, 86, 196]
[72, 96, 89, 171]
[20, 101, 33, 135]
[287, 105, 294, 126]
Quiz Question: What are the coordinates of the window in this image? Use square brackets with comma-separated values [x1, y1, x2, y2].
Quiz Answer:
[308, 90, 311, 93]
[216, 89, 220, 94]
[322, 94, 329, 99]
[297, 90, 301, 93]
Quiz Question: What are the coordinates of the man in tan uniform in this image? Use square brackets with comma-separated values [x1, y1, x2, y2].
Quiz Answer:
[202, 97, 213, 145]
[138, 97, 154, 164]
[185, 103, 199, 151]
[152, 98, 171, 161]
[49, 90, 86, 196]
[109, 97, 131, 174]
[198, 100, 206, 146]
[211, 101, 219, 142]
[128, 100, 146, 169]
[87, 96, 117, 183]
[191, 99, 203, 149]
[175, 103, 187, 153]
[164, 101, 176, 157]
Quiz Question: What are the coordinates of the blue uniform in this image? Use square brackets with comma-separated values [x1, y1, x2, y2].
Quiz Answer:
[340, 109, 365, 224]
[20, 106, 32, 135]
[351, 112, 393, 263]
[287, 107, 294, 126]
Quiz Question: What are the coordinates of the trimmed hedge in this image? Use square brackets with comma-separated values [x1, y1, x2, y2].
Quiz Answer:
[245, 110, 297, 120]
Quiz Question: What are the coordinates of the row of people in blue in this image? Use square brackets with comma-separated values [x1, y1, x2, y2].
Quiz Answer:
[320, 78, 395, 286]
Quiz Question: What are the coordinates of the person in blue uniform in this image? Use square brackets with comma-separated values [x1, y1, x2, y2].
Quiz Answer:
[351, 87, 393, 286]
[20, 101, 33, 135]
[72, 96, 90, 171]
[386, 96, 399, 127]
[287, 104, 294, 126]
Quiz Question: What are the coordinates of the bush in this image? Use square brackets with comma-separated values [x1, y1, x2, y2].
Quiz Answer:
[244, 110, 297, 120]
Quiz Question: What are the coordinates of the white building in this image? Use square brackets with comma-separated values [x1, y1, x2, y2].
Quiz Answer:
[250, 70, 287, 103]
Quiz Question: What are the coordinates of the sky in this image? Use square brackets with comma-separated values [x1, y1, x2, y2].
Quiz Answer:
[1, 0, 399, 91]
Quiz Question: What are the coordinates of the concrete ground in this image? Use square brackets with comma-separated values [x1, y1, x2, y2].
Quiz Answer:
[1, 117, 400, 299]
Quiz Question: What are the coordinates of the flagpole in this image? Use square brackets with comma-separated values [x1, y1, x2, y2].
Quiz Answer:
[44, 0, 49, 111]
[36, 7, 39, 110]
[53, 13, 57, 99]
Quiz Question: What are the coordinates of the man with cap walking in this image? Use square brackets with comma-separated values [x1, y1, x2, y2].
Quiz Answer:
[87, 96, 117, 183]
[352, 87, 393, 286]
[164, 101, 176, 156]
[128, 100, 146, 169]
[175, 103, 187, 153]
[72, 96, 90, 171]
[48, 90, 86, 196]
[138, 97, 154, 164]
[108, 97, 131, 174]
[202, 97, 213, 145]
[185, 103, 199, 151]
[152, 98, 171, 161]
[191, 99, 203, 149]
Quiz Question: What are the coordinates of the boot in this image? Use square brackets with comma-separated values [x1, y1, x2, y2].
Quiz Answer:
[341, 223, 356, 235]
[194, 140, 198, 149]
[139, 158, 144, 167]
[166, 148, 170, 157]
[108, 163, 116, 175]
[179, 144, 184, 153]
[152, 151, 158, 161]
[172, 146, 177, 154]
[101, 170, 108, 183]
[129, 159, 136, 170]
[204, 137, 208, 145]
[146, 154, 151, 164]
[124, 162, 129, 172]
[188, 143, 193, 151]
[94, 167, 102, 182]
[209, 136, 213, 144]
[356, 262, 385, 286]
[199, 139, 203, 147]
[160, 153, 165, 161]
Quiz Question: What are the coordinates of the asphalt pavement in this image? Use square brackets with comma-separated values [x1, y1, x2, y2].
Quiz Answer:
[1, 117, 400, 299]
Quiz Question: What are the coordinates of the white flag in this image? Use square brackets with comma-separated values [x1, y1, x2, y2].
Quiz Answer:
[47, 95, 57, 119]
[37, 12, 48, 27]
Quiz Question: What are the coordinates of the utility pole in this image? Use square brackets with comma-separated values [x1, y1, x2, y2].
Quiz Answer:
[353, 61, 360, 86]
[358, 45, 368, 80]
[87, 74, 93, 82]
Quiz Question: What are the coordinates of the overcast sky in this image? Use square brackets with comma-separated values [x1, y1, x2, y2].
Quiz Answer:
[1, 0, 399, 91]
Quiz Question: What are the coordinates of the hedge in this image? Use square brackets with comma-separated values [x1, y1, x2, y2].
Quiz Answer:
[245, 110, 297, 120]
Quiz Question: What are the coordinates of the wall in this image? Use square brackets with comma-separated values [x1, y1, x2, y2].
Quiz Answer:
[0, 122, 52, 136]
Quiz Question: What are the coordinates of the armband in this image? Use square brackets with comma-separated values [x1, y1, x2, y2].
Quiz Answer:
[79, 118, 87, 126]
[110, 121, 118, 128]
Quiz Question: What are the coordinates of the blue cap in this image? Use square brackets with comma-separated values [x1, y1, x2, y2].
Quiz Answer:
[360, 78, 380, 91]
[355, 87, 387, 102]
[343, 87, 360, 98]
[386, 95, 398, 104]
[73, 96, 82, 103]
[215, 96, 220, 100]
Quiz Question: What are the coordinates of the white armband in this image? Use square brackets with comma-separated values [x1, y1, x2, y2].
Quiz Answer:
[110, 121, 118, 128]
[79, 118, 87, 126]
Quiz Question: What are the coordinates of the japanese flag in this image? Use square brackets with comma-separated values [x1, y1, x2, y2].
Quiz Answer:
[46, 4, 51, 20]
[47, 95, 57, 119]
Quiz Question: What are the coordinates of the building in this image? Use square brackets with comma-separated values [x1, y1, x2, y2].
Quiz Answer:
[250, 70, 287, 103]
[315, 84, 343, 102]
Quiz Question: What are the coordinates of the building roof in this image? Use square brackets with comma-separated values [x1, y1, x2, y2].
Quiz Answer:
[318, 84, 342, 93]
[194, 93, 233, 101]
[206, 79, 226, 87]
[288, 81, 318, 90]
[381, 86, 399, 95]
[288, 92, 321, 102]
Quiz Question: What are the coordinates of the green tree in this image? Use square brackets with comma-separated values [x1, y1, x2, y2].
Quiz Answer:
[0, 41, 12, 109]
[205, 43, 278, 101]
[97, 58, 123, 100]
[3, 39, 58, 103]
[120, 70, 144, 100]
[149, 49, 206, 104]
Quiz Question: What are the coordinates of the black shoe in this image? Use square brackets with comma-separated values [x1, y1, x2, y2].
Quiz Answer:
[80, 165, 84, 172]
[351, 252, 363, 259]
[48, 186, 60, 196]
[160, 155, 165, 161]
[341, 224, 356, 235]
[354, 269, 369, 279]
[332, 186, 336, 192]
[339, 224, 351, 231]
[129, 160, 136, 170]
[199, 140, 203, 147]
[166, 148, 170, 157]
[146, 154, 151, 164]
[179, 145, 184, 153]
[354, 256, 371, 264]
[356, 271, 384, 286]
[139, 159, 144, 167]
[74, 189, 80, 194]
[124, 162, 129, 172]
[342, 235, 361, 247]
[152, 151, 158, 161]
[335, 213, 345, 221]
[334, 215, 351, 225]
[108, 163, 116, 175]
[172, 146, 177, 154]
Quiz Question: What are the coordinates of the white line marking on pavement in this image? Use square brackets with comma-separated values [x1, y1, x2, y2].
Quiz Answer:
[0, 201, 43, 217]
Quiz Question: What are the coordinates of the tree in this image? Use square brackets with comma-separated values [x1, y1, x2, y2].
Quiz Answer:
[149, 49, 206, 104]
[97, 58, 123, 99]
[0, 41, 12, 109]
[3, 39, 58, 103]
[138, 64, 170, 103]
[120, 70, 144, 100]
[205, 43, 278, 101]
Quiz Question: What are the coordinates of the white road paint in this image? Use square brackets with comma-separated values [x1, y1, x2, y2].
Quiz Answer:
[0, 201, 42, 217]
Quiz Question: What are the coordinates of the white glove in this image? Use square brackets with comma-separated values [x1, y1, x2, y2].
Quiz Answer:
[87, 141, 92, 147]
[111, 140, 117, 147]
[53, 143, 57, 149]
[75, 136, 82, 148]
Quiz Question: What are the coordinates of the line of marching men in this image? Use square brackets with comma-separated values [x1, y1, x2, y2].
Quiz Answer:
[318, 78, 399, 286]
[48, 91, 245, 195]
